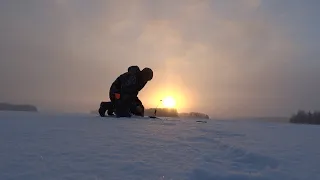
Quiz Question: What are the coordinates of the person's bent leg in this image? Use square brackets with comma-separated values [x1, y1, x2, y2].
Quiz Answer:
[115, 94, 134, 117]
[130, 97, 145, 116]
[106, 90, 118, 116]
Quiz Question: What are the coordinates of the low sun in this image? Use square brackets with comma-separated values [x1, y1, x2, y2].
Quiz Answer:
[162, 96, 176, 108]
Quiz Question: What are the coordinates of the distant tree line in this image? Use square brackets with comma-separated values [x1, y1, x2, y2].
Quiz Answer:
[0, 103, 38, 112]
[290, 110, 320, 125]
[145, 108, 179, 117]
[179, 112, 209, 119]
[145, 108, 210, 119]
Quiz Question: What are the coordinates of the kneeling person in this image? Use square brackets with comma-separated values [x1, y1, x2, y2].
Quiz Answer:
[99, 66, 153, 117]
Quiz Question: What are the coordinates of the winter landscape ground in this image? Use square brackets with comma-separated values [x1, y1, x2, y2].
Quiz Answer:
[0, 111, 319, 180]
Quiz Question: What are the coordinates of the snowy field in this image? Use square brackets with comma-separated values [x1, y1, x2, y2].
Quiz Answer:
[0, 112, 319, 180]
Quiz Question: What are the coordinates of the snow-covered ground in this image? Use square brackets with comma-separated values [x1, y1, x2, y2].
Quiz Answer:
[0, 112, 319, 180]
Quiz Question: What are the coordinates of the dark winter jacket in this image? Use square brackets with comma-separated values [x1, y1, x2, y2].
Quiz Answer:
[109, 71, 148, 99]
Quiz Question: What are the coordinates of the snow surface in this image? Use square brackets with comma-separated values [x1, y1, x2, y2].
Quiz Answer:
[0, 112, 319, 180]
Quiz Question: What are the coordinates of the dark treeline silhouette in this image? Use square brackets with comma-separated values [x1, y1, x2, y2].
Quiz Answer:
[290, 110, 320, 124]
[0, 103, 38, 112]
[145, 108, 210, 119]
[145, 108, 179, 117]
[179, 112, 210, 119]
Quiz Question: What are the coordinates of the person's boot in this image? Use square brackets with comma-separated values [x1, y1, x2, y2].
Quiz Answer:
[99, 106, 106, 117]
[107, 109, 115, 116]
[99, 101, 113, 117]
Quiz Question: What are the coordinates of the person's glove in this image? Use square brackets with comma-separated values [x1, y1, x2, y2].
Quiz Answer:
[114, 93, 121, 100]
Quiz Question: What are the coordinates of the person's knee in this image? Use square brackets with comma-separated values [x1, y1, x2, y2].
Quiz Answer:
[136, 106, 144, 113]
[133, 105, 144, 116]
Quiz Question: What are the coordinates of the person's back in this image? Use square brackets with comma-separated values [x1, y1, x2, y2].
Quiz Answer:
[109, 71, 139, 101]
[110, 67, 153, 99]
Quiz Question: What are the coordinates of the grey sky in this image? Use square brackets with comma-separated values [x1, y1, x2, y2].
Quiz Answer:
[0, 0, 319, 118]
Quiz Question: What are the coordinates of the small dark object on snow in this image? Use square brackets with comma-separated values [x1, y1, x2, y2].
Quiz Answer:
[196, 120, 207, 123]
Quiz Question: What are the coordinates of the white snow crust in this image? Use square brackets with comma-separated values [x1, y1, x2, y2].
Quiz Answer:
[0, 112, 319, 180]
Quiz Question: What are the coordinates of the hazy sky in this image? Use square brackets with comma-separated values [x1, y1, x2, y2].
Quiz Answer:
[1, 0, 319, 118]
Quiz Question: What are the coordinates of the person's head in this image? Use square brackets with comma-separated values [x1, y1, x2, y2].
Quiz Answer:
[128, 66, 140, 74]
[141, 67, 153, 82]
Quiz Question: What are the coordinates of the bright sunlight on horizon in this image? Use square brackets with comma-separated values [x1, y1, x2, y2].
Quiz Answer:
[142, 86, 192, 112]
[162, 96, 176, 108]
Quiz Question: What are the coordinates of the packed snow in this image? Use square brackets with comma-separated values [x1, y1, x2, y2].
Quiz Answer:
[0, 112, 319, 180]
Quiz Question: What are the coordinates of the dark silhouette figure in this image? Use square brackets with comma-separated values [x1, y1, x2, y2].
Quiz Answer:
[99, 66, 153, 118]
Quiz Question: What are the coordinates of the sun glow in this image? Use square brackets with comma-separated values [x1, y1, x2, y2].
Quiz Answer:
[142, 83, 192, 111]
[162, 96, 176, 108]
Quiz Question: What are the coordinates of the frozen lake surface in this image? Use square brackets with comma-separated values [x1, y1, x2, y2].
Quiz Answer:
[0, 112, 319, 180]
